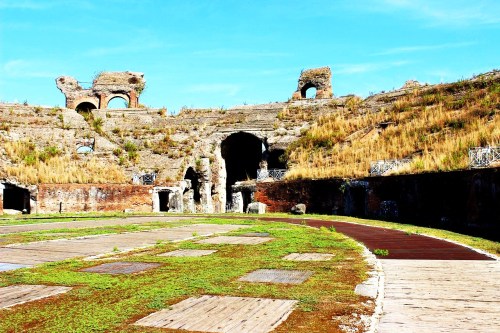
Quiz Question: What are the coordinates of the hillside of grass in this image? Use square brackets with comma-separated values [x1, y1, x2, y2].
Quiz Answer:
[285, 71, 500, 179]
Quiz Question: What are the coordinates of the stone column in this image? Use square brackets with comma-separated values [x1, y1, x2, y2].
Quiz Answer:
[98, 93, 107, 109]
[199, 157, 214, 213]
[231, 192, 244, 213]
[129, 90, 138, 108]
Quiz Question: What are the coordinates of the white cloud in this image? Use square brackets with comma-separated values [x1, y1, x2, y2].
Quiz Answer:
[334, 60, 411, 74]
[2, 59, 57, 78]
[373, 42, 476, 56]
[193, 49, 290, 59]
[379, 0, 500, 27]
[185, 83, 241, 96]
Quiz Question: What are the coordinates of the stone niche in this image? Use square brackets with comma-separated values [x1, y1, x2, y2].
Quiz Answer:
[291, 66, 333, 100]
[55, 71, 145, 110]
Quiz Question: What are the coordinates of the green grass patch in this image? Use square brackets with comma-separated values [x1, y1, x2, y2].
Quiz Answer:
[0, 218, 369, 332]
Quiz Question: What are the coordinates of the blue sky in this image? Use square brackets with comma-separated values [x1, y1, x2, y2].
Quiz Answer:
[0, 0, 499, 112]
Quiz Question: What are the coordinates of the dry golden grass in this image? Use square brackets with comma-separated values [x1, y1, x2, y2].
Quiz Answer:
[286, 79, 500, 179]
[2, 140, 127, 184]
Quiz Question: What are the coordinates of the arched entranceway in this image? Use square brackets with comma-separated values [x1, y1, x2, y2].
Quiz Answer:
[300, 82, 318, 99]
[1, 183, 30, 213]
[221, 132, 264, 205]
[75, 102, 97, 113]
[107, 96, 129, 109]
[184, 167, 201, 204]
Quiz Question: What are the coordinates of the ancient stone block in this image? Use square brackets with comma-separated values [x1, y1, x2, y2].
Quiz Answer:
[291, 66, 333, 100]
[247, 202, 266, 214]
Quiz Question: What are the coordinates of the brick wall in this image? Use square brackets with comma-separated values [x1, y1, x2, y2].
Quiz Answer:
[37, 184, 153, 213]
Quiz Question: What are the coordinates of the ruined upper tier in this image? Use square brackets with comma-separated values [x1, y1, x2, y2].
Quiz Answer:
[56, 71, 145, 110]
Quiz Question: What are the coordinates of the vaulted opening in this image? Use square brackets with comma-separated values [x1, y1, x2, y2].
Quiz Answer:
[300, 82, 318, 99]
[267, 149, 287, 169]
[107, 96, 129, 109]
[75, 102, 97, 113]
[158, 191, 170, 212]
[2, 183, 30, 213]
[221, 132, 263, 202]
[184, 167, 201, 203]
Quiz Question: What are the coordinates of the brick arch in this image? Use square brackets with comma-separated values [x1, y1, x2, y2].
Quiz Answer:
[292, 66, 333, 100]
[102, 93, 130, 109]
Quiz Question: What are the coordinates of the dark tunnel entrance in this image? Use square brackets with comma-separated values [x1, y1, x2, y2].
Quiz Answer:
[184, 167, 201, 203]
[2, 183, 30, 213]
[267, 149, 287, 169]
[75, 102, 97, 113]
[158, 191, 170, 212]
[221, 132, 264, 205]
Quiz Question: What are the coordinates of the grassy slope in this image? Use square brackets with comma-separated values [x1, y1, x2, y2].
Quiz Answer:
[286, 72, 500, 179]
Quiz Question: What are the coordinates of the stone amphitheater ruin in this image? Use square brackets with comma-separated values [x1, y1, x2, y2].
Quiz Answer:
[1, 67, 499, 239]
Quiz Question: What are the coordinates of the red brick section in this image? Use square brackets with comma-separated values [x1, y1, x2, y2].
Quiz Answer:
[219, 216, 493, 260]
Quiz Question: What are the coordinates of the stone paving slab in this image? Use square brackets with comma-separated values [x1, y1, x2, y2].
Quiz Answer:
[134, 295, 298, 333]
[0, 284, 72, 309]
[197, 236, 273, 245]
[239, 269, 313, 284]
[0, 223, 249, 266]
[240, 232, 270, 237]
[282, 253, 334, 261]
[0, 216, 194, 234]
[158, 249, 218, 257]
[81, 261, 161, 274]
[0, 263, 32, 272]
[378, 259, 500, 333]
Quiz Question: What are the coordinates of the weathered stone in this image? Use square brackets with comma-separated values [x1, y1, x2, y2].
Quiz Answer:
[291, 203, 306, 215]
[231, 191, 244, 213]
[291, 67, 333, 100]
[56, 71, 145, 110]
[247, 202, 266, 214]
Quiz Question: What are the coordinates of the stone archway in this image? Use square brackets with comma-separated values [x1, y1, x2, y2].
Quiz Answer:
[221, 132, 264, 206]
[75, 101, 98, 113]
[105, 95, 130, 109]
[292, 66, 333, 100]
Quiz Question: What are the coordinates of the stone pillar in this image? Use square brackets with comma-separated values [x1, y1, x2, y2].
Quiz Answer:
[231, 192, 244, 213]
[98, 94, 107, 109]
[199, 157, 214, 213]
[0, 183, 4, 215]
[183, 190, 195, 213]
[129, 90, 138, 108]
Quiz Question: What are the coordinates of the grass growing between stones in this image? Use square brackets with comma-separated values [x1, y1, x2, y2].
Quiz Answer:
[0, 218, 371, 333]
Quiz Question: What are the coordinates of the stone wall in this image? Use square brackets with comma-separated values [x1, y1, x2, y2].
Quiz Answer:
[37, 184, 153, 213]
[255, 168, 500, 240]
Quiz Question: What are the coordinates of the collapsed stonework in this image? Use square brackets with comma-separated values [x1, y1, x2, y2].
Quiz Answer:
[291, 66, 333, 100]
[56, 71, 145, 110]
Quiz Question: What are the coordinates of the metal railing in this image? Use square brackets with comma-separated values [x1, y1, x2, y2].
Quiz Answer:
[257, 169, 287, 181]
[369, 159, 411, 176]
[469, 147, 500, 168]
[132, 173, 157, 185]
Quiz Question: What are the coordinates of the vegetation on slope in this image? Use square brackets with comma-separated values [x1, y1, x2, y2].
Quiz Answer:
[2, 140, 127, 184]
[285, 74, 500, 179]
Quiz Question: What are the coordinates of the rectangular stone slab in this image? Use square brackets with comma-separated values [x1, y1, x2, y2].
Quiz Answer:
[197, 236, 273, 245]
[81, 261, 161, 274]
[0, 263, 32, 272]
[158, 249, 218, 257]
[282, 253, 334, 261]
[239, 269, 313, 284]
[134, 295, 298, 333]
[0, 284, 72, 309]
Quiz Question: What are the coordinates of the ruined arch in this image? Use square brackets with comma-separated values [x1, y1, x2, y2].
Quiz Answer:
[75, 101, 98, 113]
[292, 66, 333, 100]
[106, 94, 130, 109]
[221, 132, 264, 201]
[56, 71, 144, 110]
[184, 167, 201, 203]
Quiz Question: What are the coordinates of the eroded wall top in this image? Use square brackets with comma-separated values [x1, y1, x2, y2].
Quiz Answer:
[56, 71, 145, 110]
[292, 66, 333, 100]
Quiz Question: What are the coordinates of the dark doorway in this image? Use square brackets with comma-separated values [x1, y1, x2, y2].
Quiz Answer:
[158, 191, 170, 212]
[300, 82, 318, 99]
[221, 132, 263, 202]
[3, 184, 30, 213]
[184, 167, 201, 203]
[267, 149, 287, 169]
[345, 186, 366, 217]
[75, 102, 97, 113]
